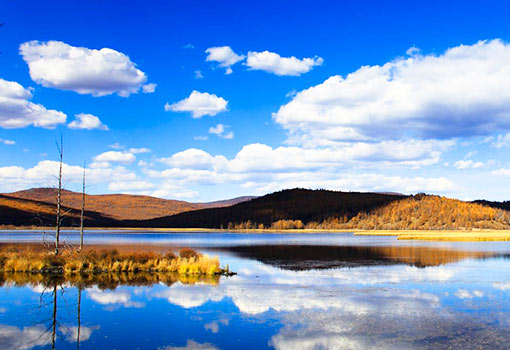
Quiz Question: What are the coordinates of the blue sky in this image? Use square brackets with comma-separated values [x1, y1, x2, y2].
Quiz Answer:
[2, 0, 510, 201]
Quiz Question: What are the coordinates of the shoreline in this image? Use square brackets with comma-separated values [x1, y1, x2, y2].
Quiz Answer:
[2, 227, 510, 241]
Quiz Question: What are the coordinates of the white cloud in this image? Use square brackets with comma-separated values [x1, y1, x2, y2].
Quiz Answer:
[108, 180, 154, 191]
[194, 136, 208, 141]
[492, 168, 510, 177]
[158, 340, 219, 350]
[246, 51, 323, 76]
[149, 142, 457, 196]
[20, 40, 148, 97]
[159, 148, 228, 170]
[142, 83, 157, 93]
[194, 70, 204, 79]
[205, 46, 245, 74]
[129, 147, 151, 154]
[165, 91, 228, 118]
[0, 139, 15, 145]
[68, 113, 108, 130]
[94, 151, 135, 164]
[208, 123, 234, 139]
[108, 142, 124, 150]
[0, 160, 136, 193]
[493, 133, 510, 148]
[453, 160, 484, 170]
[274, 39, 510, 145]
[0, 78, 66, 129]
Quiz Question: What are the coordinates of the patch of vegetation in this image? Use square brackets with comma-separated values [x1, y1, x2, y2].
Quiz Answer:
[0, 247, 224, 276]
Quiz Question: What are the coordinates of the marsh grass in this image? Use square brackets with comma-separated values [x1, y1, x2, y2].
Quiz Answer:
[0, 246, 221, 276]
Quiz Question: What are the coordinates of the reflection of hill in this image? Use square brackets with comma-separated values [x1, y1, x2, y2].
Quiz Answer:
[220, 245, 498, 270]
[0, 271, 219, 289]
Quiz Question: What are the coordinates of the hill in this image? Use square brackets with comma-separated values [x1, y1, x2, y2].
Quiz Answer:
[133, 189, 406, 228]
[0, 194, 117, 227]
[326, 194, 510, 230]
[4, 188, 255, 220]
[132, 190, 510, 231]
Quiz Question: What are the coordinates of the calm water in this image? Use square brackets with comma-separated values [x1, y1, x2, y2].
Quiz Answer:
[1, 231, 510, 349]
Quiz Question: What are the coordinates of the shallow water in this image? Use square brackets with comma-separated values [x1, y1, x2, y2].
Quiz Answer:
[1, 231, 510, 349]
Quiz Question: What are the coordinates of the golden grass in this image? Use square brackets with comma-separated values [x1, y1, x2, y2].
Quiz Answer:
[0, 247, 221, 275]
[354, 230, 510, 241]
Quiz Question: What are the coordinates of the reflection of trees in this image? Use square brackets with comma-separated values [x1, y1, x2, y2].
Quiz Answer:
[1, 271, 220, 289]
[220, 245, 502, 270]
[10, 271, 218, 349]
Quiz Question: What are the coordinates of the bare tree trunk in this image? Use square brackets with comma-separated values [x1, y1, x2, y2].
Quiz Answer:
[55, 136, 63, 256]
[78, 161, 86, 253]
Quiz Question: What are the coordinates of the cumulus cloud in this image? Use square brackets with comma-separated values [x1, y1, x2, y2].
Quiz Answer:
[149, 141, 457, 196]
[453, 159, 484, 170]
[68, 113, 108, 130]
[208, 123, 234, 139]
[0, 160, 136, 193]
[20, 40, 148, 97]
[165, 91, 228, 118]
[93, 151, 135, 164]
[0, 78, 66, 129]
[142, 83, 157, 93]
[159, 148, 228, 170]
[108, 180, 154, 191]
[274, 39, 510, 145]
[246, 51, 323, 76]
[205, 46, 245, 74]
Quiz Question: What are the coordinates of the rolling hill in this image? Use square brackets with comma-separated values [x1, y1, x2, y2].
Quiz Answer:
[130, 189, 510, 230]
[4, 188, 256, 220]
[0, 194, 117, 227]
[133, 189, 406, 228]
[2, 188, 510, 231]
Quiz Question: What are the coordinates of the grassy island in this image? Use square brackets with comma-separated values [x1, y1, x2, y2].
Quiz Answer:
[0, 246, 231, 276]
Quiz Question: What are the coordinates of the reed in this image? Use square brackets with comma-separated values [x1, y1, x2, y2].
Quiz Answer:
[0, 247, 223, 276]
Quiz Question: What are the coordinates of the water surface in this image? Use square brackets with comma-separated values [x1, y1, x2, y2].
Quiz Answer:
[1, 231, 509, 349]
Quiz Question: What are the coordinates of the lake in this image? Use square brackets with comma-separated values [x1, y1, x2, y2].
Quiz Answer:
[1, 231, 510, 349]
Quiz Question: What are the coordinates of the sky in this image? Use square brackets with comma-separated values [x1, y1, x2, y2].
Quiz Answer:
[2, 0, 510, 202]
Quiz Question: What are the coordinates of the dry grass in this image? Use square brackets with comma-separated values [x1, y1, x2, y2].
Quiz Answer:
[0, 247, 221, 275]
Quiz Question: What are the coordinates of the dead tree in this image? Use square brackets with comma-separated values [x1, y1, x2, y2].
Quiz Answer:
[55, 136, 63, 256]
[78, 161, 86, 253]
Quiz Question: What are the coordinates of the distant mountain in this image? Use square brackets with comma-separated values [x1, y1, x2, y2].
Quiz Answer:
[4, 188, 256, 221]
